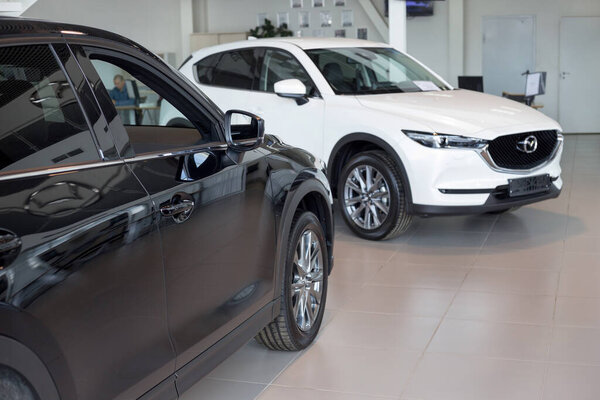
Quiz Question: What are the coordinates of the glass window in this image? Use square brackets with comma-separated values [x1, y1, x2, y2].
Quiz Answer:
[211, 49, 258, 90]
[0, 45, 99, 173]
[259, 49, 315, 95]
[195, 53, 221, 85]
[88, 55, 217, 155]
[306, 47, 450, 95]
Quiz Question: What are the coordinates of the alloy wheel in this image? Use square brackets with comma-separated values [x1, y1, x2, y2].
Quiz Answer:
[290, 228, 324, 332]
[343, 164, 391, 230]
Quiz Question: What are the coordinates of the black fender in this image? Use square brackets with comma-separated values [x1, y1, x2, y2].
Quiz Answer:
[327, 132, 414, 213]
[271, 170, 334, 319]
[0, 303, 76, 400]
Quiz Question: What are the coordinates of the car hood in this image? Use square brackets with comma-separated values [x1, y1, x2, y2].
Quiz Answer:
[355, 89, 561, 140]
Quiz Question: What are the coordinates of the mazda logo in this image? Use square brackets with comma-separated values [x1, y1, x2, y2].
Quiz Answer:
[517, 135, 538, 153]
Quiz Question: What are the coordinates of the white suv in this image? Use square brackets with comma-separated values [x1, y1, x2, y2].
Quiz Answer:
[163, 38, 563, 240]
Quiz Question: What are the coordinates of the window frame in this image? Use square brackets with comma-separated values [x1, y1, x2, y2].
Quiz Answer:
[76, 44, 226, 157]
[194, 46, 321, 98]
[0, 40, 104, 178]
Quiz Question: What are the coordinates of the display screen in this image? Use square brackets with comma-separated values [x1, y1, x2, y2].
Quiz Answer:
[406, 1, 434, 16]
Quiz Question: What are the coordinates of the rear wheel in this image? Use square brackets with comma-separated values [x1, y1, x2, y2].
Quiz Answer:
[338, 151, 412, 240]
[255, 211, 328, 351]
[0, 366, 39, 400]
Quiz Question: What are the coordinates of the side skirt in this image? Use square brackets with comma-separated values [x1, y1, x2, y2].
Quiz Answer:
[173, 300, 277, 396]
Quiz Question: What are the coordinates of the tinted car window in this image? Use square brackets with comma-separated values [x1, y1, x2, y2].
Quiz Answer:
[0, 45, 99, 173]
[195, 53, 221, 85]
[259, 49, 315, 95]
[212, 49, 258, 90]
[85, 49, 218, 155]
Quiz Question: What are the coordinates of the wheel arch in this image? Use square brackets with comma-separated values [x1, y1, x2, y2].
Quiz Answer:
[0, 304, 76, 400]
[327, 132, 413, 213]
[0, 335, 60, 400]
[271, 171, 333, 324]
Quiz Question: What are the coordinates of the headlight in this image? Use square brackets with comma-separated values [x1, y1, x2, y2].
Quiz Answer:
[313, 156, 327, 171]
[403, 130, 488, 149]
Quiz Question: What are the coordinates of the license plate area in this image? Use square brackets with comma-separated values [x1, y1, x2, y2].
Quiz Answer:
[508, 174, 552, 197]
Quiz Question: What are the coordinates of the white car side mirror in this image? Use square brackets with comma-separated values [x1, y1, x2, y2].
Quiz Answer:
[274, 79, 309, 105]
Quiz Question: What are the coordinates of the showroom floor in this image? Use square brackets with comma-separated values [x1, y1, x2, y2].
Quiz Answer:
[182, 134, 600, 400]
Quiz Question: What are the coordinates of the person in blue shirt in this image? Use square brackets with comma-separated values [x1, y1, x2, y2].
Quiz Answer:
[109, 74, 136, 106]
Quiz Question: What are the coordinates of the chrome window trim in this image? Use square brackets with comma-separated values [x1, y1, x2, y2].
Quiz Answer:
[0, 143, 229, 182]
[477, 134, 563, 174]
[0, 159, 124, 182]
[123, 143, 228, 163]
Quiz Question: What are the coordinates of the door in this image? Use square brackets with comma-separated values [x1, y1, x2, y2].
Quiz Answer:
[250, 48, 325, 159]
[482, 15, 535, 96]
[196, 48, 326, 159]
[79, 48, 277, 370]
[559, 17, 600, 133]
[0, 43, 175, 400]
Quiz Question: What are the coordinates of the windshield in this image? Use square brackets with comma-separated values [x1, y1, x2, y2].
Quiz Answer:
[306, 47, 450, 95]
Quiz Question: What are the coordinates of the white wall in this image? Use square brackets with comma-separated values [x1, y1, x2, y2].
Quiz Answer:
[406, 0, 449, 80]
[200, 0, 386, 42]
[463, 0, 600, 120]
[403, 0, 600, 121]
[23, 0, 191, 66]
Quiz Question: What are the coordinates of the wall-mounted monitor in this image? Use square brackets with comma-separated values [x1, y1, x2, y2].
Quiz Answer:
[406, 1, 434, 17]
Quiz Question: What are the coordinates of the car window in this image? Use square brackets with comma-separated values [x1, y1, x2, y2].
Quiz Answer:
[306, 47, 449, 94]
[210, 49, 259, 90]
[86, 53, 218, 155]
[0, 45, 100, 174]
[259, 49, 315, 95]
[195, 53, 220, 85]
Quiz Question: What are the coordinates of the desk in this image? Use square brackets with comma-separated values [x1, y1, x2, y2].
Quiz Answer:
[501, 92, 544, 110]
[115, 105, 161, 125]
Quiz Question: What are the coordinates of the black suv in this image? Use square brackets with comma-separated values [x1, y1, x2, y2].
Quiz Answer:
[0, 18, 333, 400]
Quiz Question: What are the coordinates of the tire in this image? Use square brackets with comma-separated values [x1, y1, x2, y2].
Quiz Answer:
[486, 206, 522, 215]
[338, 151, 412, 240]
[0, 366, 39, 400]
[255, 211, 328, 351]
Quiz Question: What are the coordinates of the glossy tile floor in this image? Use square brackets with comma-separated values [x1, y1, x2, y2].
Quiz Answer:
[182, 134, 600, 400]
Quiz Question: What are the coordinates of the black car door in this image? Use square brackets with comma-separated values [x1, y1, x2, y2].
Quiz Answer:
[73, 45, 277, 370]
[0, 43, 175, 400]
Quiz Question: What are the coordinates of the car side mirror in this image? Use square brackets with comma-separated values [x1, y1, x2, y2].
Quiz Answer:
[274, 79, 309, 105]
[224, 110, 265, 151]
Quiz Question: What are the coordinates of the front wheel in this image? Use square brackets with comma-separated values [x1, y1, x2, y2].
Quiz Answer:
[0, 366, 39, 400]
[338, 151, 412, 240]
[255, 211, 328, 351]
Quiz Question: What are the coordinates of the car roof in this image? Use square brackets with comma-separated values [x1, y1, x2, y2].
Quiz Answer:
[247, 37, 390, 50]
[0, 16, 142, 49]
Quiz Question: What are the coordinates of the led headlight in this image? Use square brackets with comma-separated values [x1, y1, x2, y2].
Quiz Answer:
[403, 130, 488, 149]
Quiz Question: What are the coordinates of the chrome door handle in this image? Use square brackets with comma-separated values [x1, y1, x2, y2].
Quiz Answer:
[160, 196, 195, 223]
[0, 230, 22, 268]
[0, 233, 21, 254]
[160, 199, 194, 216]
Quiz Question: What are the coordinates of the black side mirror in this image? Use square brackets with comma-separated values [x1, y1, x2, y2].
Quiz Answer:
[224, 110, 265, 151]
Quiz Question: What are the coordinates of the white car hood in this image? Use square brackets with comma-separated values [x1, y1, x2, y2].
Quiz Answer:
[355, 89, 561, 140]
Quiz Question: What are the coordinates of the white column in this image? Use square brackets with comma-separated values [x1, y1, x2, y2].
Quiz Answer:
[180, 0, 194, 63]
[389, 0, 407, 52]
[447, 0, 464, 87]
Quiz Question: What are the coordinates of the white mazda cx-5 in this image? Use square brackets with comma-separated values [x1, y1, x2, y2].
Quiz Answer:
[162, 38, 563, 240]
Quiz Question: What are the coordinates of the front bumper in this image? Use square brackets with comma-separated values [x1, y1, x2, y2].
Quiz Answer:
[397, 133, 563, 212]
[412, 184, 561, 216]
